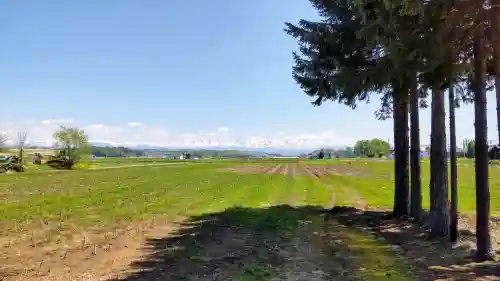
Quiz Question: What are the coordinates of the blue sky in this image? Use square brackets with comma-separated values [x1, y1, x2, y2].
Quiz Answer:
[0, 1, 495, 149]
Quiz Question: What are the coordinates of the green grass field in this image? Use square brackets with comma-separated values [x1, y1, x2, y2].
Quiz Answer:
[0, 158, 496, 280]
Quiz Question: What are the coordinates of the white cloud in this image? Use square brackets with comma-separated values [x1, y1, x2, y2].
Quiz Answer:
[89, 124, 105, 129]
[40, 119, 73, 125]
[180, 133, 199, 138]
[127, 122, 142, 127]
[0, 118, 352, 150]
[242, 131, 342, 149]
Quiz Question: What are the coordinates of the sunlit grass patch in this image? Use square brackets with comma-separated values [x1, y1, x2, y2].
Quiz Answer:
[334, 224, 414, 281]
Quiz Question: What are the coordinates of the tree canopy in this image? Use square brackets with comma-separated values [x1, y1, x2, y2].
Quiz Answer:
[353, 138, 391, 157]
[53, 125, 90, 163]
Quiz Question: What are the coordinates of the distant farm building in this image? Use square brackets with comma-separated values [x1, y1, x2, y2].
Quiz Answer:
[387, 149, 428, 159]
[146, 152, 170, 159]
[270, 156, 299, 159]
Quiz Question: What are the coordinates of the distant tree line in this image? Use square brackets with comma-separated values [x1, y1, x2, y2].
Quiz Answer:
[309, 138, 391, 159]
[91, 146, 145, 157]
[90, 148, 274, 159]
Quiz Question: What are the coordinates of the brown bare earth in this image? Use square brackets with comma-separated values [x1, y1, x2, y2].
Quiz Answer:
[217, 164, 293, 175]
[269, 164, 283, 174]
[0, 219, 177, 281]
[217, 164, 374, 178]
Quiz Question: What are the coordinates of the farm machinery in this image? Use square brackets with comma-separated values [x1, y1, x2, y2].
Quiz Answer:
[0, 155, 25, 173]
[32, 152, 43, 164]
[46, 149, 77, 169]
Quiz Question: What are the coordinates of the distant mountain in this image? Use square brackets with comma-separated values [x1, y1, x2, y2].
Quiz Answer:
[24, 141, 54, 148]
[21, 140, 348, 158]
[90, 141, 120, 148]
[103, 143, 310, 156]
[75, 142, 344, 157]
[241, 147, 307, 156]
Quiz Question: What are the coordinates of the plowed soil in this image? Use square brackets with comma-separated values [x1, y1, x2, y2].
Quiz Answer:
[217, 164, 371, 177]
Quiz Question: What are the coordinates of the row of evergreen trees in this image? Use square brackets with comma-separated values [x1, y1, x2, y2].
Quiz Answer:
[286, 0, 498, 261]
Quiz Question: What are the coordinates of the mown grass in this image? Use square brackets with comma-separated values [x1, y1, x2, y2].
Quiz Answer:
[0, 160, 414, 280]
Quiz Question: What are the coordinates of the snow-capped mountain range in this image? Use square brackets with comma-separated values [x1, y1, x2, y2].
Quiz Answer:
[18, 140, 346, 156]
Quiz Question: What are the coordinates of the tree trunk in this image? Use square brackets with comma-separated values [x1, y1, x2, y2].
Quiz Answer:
[429, 88, 449, 237]
[449, 84, 458, 242]
[492, 0, 500, 145]
[392, 87, 410, 216]
[409, 75, 422, 222]
[429, 94, 436, 215]
[473, 21, 494, 261]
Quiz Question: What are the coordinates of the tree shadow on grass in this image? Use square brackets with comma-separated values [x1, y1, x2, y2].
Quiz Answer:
[106, 205, 415, 281]
[105, 205, 500, 281]
[328, 207, 500, 281]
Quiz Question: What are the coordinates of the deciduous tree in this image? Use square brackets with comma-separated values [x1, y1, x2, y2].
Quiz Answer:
[53, 125, 90, 164]
[17, 132, 27, 163]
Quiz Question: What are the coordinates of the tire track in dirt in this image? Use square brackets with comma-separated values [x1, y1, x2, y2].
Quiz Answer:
[318, 166, 366, 210]
[303, 165, 336, 209]
[303, 165, 321, 178]
[269, 164, 282, 174]
[322, 165, 366, 210]
[262, 164, 286, 205]
[282, 163, 289, 175]
[303, 165, 366, 210]
[283, 164, 299, 206]
[276, 164, 287, 175]
[290, 163, 297, 176]
[326, 166, 346, 176]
